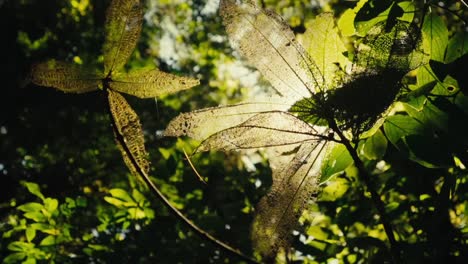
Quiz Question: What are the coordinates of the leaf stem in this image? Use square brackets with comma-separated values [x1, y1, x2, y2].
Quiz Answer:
[107, 101, 259, 264]
[328, 119, 401, 264]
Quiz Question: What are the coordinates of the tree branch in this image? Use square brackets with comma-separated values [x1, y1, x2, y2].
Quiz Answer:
[328, 119, 401, 264]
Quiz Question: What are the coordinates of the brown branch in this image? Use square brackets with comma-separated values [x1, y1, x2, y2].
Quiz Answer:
[328, 119, 401, 264]
[107, 104, 259, 264]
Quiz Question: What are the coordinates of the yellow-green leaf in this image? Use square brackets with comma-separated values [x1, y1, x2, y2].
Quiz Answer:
[103, 0, 143, 74]
[107, 90, 150, 176]
[110, 68, 199, 98]
[300, 13, 348, 89]
[422, 13, 448, 63]
[31, 60, 101, 93]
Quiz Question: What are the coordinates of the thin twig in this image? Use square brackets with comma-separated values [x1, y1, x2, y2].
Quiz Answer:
[328, 119, 401, 264]
[108, 104, 259, 264]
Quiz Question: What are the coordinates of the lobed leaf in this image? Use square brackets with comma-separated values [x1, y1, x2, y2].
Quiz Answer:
[196, 111, 321, 152]
[103, 0, 143, 74]
[220, 0, 318, 103]
[110, 68, 199, 98]
[31, 60, 101, 93]
[251, 140, 328, 260]
[164, 98, 290, 140]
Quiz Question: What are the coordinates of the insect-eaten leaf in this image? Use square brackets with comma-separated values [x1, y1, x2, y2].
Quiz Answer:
[108, 89, 150, 177]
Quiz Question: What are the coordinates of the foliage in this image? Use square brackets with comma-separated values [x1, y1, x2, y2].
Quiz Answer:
[1, 0, 468, 263]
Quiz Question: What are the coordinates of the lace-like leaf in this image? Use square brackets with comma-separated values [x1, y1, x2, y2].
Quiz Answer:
[103, 0, 143, 74]
[31, 60, 101, 93]
[251, 141, 328, 260]
[220, 0, 320, 103]
[108, 89, 150, 176]
[110, 68, 200, 98]
[164, 97, 289, 140]
[197, 111, 321, 152]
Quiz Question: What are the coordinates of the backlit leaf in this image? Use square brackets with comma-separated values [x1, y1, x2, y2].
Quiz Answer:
[445, 31, 468, 64]
[362, 129, 387, 160]
[220, 0, 317, 103]
[107, 89, 150, 176]
[252, 141, 327, 260]
[110, 68, 199, 98]
[383, 115, 424, 147]
[300, 13, 348, 88]
[164, 99, 290, 140]
[103, 0, 143, 74]
[31, 60, 101, 93]
[321, 143, 353, 182]
[197, 111, 322, 152]
[422, 13, 448, 63]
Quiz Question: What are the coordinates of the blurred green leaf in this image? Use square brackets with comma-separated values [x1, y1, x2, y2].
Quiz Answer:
[39, 235, 56, 246]
[321, 144, 353, 182]
[21, 182, 45, 201]
[362, 129, 387, 160]
[17, 203, 43, 213]
[26, 227, 36, 242]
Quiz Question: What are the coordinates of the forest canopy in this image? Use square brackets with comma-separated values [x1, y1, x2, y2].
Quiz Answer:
[1, 0, 468, 263]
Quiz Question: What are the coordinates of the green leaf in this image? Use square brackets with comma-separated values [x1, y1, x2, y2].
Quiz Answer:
[17, 202, 43, 213]
[26, 227, 36, 242]
[128, 208, 146, 219]
[383, 115, 424, 147]
[3, 252, 27, 263]
[321, 143, 353, 182]
[445, 32, 468, 63]
[30, 223, 59, 235]
[43, 198, 58, 214]
[23, 258, 37, 264]
[338, 0, 368, 36]
[406, 135, 453, 168]
[131, 188, 146, 204]
[109, 188, 133, 202]
[422, 13, 448, 62]
[320, 178, 350, 201]
[362, 129, 387, 160]
[21, 182, 45, 200]
[39, 235, 56, 246]
[104, 196, 127, 207]
[23, 212, 46, 222]
[7, 241, 35, 252]
[300, 13, 348, 88]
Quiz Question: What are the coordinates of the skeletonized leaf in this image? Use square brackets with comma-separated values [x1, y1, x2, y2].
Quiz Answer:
[110, 68, 200, 98]
[197, 111, 322, 152]
[108, 89, 150, 176]
[31, 60, 101, 93]
[299, 13, 348, 88]
[252, 140, 328, 260]
[164, 97, 290, 140]
[220, 0, 319, 103]
[103, 0, 143, 74]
